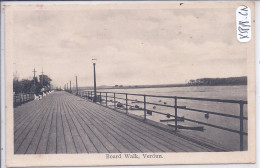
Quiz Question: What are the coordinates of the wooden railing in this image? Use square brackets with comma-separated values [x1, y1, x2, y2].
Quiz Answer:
[77, 90, 248, 151]
[13, 93, 35, 107]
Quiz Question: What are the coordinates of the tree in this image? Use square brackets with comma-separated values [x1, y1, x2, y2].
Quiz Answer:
[13, 74, 52, 94]
[39, 74, 52, 90]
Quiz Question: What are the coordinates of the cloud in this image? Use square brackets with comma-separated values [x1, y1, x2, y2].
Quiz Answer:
[11, 6, 247, 87]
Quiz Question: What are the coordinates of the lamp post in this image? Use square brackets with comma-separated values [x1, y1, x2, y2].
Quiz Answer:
[92, 59, 97, 102]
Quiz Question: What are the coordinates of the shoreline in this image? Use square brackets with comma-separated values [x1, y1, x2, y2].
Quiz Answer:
[78, 84, 247, 91]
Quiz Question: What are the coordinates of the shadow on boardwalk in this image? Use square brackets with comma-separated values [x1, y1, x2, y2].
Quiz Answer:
[14, 91, 228, 154]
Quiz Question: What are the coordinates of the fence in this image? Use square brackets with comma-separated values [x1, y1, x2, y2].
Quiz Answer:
[77, 90, 248, 151]
[13, 93, 35, 107]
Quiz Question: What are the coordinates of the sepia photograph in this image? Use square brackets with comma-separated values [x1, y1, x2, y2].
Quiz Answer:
[4, 1, 255, 167]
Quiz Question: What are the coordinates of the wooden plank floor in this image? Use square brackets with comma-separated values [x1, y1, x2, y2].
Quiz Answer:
[14, 91, 226, 154]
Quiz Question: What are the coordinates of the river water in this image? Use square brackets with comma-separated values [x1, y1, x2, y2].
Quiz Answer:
[97, 85, 247, 151]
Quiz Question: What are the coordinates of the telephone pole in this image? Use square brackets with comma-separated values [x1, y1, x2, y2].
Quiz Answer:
[32, 68, 37, 87]
[75, 75, 78, 96]
[41, 68, 44, 87]
[70, 80, 71, 93]
[32, 68, 37, 93]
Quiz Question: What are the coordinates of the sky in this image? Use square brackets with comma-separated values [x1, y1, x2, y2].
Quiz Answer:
[11, 4, 248, 87]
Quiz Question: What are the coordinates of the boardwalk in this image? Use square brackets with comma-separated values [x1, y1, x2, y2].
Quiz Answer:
[14, 91, 227, 154]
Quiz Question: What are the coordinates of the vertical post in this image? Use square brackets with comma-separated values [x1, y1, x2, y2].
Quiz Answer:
[41, 68, 44, 87]
[126, 93, 128, 114]
[70, 80, 71, 93]
[100, 92, 102, 104]
[76, 76, 78, 96]
[114, 93, 116, 109]
[106, 93, 108, 106]
[144, 95, 146, 121]
[174, 97, 178, 131]
[32, 68, 37, 93]
[240, 103, 244, 151]
[93, 63, 97, 102]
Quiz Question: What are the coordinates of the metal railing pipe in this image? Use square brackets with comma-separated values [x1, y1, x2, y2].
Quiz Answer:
[240, 103, 244, 151]
[114, 93, 116, 109]
[174, 97, 178, 131]
[126, 93, 128, 114]
[144, 95, 146, 121]
[106, 93, 108, 106]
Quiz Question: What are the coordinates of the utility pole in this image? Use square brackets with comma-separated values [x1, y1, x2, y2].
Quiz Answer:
[70, 80, 71, 93]
[41, 68, 44, 87]
[32, 68, 37, 87]
[32, 68, 37, 93]
[75, 75, 78, 96]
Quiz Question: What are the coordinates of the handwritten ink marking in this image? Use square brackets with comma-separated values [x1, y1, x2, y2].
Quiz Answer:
[236, 6, 251, 42]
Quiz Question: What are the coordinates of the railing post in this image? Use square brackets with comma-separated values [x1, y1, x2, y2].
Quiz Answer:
[174, 96, 178, 131]
[126, 93, 128, 114]
[100, 92, 102, 104]
[239, 102, 244, 151]
[144, 95, 146, 121]
[114, 93, 116, 109]
[106, 93, 108, 106]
